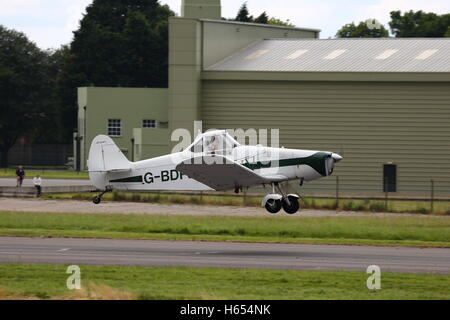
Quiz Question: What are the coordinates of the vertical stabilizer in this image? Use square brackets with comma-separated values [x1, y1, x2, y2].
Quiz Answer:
[87, 135, 131, 172]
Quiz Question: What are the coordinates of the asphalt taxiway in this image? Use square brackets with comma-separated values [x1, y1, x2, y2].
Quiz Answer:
[0, 237, 448, 274]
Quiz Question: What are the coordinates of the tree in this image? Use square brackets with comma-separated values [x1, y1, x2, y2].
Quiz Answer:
[0, 25, 51, 167]
[254, 12, 269, 24]
[267, 17, 295, 27]
[57, 0, 174, 142]
[336, 19, 389, 38]
[235, 2, 253, 22]
[232, 2, 295, 27]
[389, 10, 450, 37]
[33, 46, 72, 144]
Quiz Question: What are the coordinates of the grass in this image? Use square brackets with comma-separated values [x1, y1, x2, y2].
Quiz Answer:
[0, 168, 88, 180]
[0, 264, 448, 300]
[43, 191, 450, 215]
[0, 211, 449, 247]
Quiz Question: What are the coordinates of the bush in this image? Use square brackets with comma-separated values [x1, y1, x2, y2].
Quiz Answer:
[112, 191, 126, 201]
[369, 202, 387, 212]
[341, 201, 368, 212]
[415, 207, 430, 215]
[190, 196, 201, 205]
[131, 194, 141, 202]
[171, 196, 186, 204]
[146, 194, 161, 203]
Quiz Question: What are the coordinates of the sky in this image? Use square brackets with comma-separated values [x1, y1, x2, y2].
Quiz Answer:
[0, 0, 449, 50]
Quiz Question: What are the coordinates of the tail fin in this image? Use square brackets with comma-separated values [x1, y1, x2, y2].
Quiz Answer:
[88, 135, 131, 172]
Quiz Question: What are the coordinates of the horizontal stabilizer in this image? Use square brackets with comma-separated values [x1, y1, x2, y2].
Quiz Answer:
[105, 168, 131, 173]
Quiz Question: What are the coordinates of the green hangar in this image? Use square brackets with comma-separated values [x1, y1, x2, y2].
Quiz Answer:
[75, 0, 450, 197]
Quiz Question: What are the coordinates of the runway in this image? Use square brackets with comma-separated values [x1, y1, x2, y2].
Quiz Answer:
[0, 237, 449, 274]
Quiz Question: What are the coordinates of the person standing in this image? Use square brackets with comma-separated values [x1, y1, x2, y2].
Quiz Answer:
[33, 175, 42, 197]
[16, 166, 25, 187]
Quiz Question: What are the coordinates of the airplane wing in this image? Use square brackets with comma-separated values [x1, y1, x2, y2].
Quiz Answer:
[176, 155, 273, 191]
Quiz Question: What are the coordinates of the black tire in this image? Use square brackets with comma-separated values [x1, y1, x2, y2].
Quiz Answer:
[265, 199, 282, 214]
[282, 196, 300, 214]
[92, 196, 101, 205]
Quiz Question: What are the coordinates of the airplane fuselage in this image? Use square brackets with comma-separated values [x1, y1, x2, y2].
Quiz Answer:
[90, 145, 335, 191]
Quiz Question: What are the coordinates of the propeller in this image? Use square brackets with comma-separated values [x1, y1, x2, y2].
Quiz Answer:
[326, 153, 343, 176]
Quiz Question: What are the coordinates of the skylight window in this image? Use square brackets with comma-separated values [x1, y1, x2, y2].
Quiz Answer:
[323, 49, 346, 60]
[415, 49, 438, 60]
[285, 50, 308, 60]
[375, 49, 398, 60]
[245, 50, 268, 60]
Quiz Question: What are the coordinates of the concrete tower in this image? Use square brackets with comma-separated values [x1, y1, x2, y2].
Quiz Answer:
[181, 0, 221, 20]
[169, 1, 222, 146]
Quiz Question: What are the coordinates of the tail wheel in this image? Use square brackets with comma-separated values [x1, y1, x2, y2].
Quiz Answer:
[265, 199, 282, 214]
[282, 196, 300, 214]
[92, 196, 101, 205]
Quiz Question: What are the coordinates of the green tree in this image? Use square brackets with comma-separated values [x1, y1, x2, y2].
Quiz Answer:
[267, 17, 295, 27]
[254, 12, 269, 24]
[389, 10, 450, 37]
[445, 26, 450, 37]
[57, 0, 174, 141]
[34, 46, 71, 144]
[0, 25, 52, 167]
[235, 2, 253, 22]
[336, 19, 389, 38]
[232, 3, 295, 27]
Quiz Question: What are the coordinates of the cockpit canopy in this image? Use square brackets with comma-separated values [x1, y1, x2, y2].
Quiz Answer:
[189, 130, 240, 155]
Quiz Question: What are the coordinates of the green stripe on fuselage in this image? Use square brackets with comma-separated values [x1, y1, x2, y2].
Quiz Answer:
[110, 176, 143, 183]
[242, 152, 329, 176]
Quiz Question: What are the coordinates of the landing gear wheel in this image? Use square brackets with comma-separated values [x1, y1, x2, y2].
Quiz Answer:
[92, 196, 101, 205]
[265, 199, 282, 214]
[91, 188, 112, 205]
[282, 196, 300, 214]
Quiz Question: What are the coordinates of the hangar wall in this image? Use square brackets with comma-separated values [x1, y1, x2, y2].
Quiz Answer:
[202, 80, 450, 196]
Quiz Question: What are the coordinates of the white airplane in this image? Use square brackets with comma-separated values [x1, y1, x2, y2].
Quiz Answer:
[88, 130, 342, 214]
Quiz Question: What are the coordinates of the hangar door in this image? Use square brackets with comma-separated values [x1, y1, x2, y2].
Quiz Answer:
[201, 80, 450, 196]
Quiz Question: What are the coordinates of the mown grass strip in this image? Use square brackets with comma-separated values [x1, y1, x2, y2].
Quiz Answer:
[0, 211, 449, 247]
[0, 264, 449, 300]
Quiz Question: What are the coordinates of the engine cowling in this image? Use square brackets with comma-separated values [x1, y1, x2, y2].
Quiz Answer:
[325, 153, 343, 176]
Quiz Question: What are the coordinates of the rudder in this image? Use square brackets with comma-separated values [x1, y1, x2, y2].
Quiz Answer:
[88, 135, 131, 172]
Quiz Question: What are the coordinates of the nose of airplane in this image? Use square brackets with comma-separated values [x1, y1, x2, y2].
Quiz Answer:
[332, 153, 343, 163]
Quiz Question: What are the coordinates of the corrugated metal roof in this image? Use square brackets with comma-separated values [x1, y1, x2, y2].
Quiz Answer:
[206, 39, 450, 73]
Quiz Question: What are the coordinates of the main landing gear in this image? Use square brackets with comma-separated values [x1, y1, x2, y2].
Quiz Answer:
[92, 188, 112, 205]
[262, 183, 300, 215]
